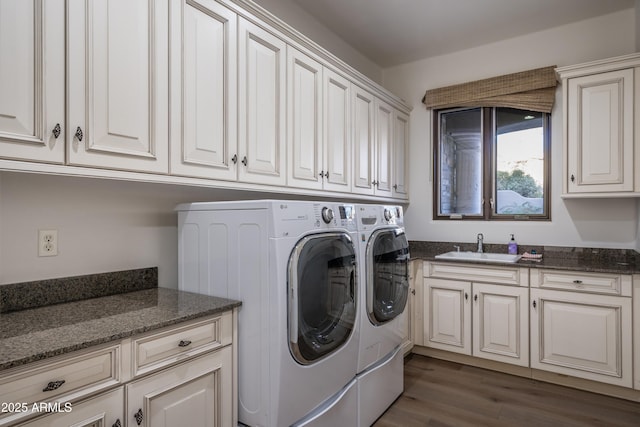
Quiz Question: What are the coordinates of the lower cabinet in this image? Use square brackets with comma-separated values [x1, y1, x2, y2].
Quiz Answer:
[2, 311, 236, 427]
[423, 278, 529, 367]
[530, 288, 633, 388]
[418, 262, 638, 394]
[126, 348, 233, 427]
[422, 262, 529, 367]
[17, 388, 123, 427]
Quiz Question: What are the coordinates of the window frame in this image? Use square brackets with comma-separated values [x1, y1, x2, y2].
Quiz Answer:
[433, 106, 551, 221]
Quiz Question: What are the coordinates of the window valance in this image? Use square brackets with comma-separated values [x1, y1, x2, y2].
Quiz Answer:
[422, 66, 557, 113]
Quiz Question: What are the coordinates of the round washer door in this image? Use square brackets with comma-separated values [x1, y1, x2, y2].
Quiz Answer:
[288, 232, 357, 365]
[367, 227, 410, 325]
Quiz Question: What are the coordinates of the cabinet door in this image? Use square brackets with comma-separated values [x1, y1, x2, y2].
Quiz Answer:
[351, 85, 375, 195]
[374, 98, 393, 197]
[566, 68, 634, 193]
[67, 0, 169, 173]
[127, 349, 233, 427]
[472, 283, 528, 367]
[392, 109, 409, 198]
[322, 68, 351, 192]
[423, 278, 471, 355]
[238, 18, 286, 186]
[287, 47, 322, 190]
[530, 289, 632, 387]
[169, 0, 237, 181]
[0, 0, 64, 163]
[19, 387, 123, 427]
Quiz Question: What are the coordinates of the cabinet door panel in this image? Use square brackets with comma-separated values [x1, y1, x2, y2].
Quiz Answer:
[67, 0, 168, 172]
[423, 278, 471, 354]
[0, 0, 64, 163]
[375, 99, 393, 196]
[531, 289, 632, 387]
[352, 86, 375, 195]
[127, 349, 232, 427]
[287, 48, 322, 189]
[567, 69, 633, 192]
[323, 69, 351, 192]
[473, 283, 528, 366]
[169, 0, 237, 180]
[238, 18, 286, 186]
[393, 110, 409, 198]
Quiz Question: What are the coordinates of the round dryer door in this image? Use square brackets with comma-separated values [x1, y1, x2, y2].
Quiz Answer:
[288, 233, 357, 365]
[367, 228, 410, 325]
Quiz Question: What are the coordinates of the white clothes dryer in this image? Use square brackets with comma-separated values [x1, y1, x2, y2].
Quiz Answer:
[177, 200, 360, 427]
[354, 204, 410, 426]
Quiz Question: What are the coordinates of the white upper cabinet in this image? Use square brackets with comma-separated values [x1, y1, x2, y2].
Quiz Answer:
[0, 0, 410, 200]
[352, 85, 376, 195]
[169, 0, 238, 181]
[67, 0, 169, 173]
[393, 109, 409, 198]
[238, 17, 286, 186]
[374, 98, 393, 197]
[354, 96, 407, 198]
[322, 68, 351, 192]
[287, 47, 323, 190]
[0, 0, 65, 163]
[287, 48, 352, 193]
[558, 53, 640, 196]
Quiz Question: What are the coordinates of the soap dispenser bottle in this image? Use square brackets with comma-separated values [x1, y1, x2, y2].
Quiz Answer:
[508, 234, 518, 255]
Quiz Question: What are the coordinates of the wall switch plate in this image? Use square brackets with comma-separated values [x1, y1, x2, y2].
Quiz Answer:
[38, 229, 58, 257]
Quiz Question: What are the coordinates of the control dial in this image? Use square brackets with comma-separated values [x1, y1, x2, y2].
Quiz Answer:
[383, 208, 393, 222]
[321, 207, 335, 224]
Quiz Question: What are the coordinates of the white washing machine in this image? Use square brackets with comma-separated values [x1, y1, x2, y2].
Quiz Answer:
[177, 200, 360, 427]
[355, 204, 410, 427]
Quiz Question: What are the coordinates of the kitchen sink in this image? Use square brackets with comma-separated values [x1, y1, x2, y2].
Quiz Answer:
[435, 251, 522, 264]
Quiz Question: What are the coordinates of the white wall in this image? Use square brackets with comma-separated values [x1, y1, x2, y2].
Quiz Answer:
[0, 172, 305, 287]
[252, 0, 383, 83]
[382, 9, 639, 248]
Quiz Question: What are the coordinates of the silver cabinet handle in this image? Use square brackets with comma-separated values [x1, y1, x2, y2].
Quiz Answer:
[178, 339, 192, 347]
[52, 123, 61, 139]
[231, 154, 238, 164]
[75, 126, 84, 141]
[241, 156, 248, 166]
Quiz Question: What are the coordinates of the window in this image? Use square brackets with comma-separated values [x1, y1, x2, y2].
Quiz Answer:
[434, 106, 550, 220]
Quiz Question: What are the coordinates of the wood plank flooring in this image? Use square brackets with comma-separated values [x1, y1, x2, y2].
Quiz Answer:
[373, 355, 640, 427]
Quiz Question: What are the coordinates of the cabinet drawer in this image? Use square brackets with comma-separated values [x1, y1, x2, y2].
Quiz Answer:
[0, 345, 120, 426]
[424, 261, 528, 286]
[133, 312, 232, 377]
[530, 269, 631, 296]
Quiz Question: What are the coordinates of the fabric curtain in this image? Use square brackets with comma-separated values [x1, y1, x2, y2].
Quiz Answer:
[422, 66, 557, 113]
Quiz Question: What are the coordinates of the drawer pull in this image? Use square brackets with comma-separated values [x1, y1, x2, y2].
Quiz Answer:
[43, 380, 65, 392]
[112, 420, 122, 427]
[178, 339, 192, 347]
[573, 280, 583, 284]
[134, 408, 144, 425]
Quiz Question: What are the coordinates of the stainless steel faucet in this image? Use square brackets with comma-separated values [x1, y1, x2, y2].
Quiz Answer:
[476, 233, 484, 253]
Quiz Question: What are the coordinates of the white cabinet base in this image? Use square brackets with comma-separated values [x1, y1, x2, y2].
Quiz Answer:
[530, 289, 632, 388]
[127, 347, 233, 427]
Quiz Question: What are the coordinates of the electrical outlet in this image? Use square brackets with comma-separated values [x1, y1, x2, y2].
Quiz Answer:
[38, 229, 58, 257]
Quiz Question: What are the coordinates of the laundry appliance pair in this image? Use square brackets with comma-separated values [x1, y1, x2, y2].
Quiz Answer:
[177, 200, 409, 426]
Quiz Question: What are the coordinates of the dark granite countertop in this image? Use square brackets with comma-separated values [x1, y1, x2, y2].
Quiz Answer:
[410, 241, 640, 274]
[0, 269, 241, 372]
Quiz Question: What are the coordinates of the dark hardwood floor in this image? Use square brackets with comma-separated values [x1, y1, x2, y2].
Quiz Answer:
[373, 355, 640, 427]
